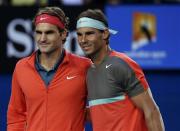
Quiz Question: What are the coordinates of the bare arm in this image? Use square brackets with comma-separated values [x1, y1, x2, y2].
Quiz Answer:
[131, 88, 165, 131]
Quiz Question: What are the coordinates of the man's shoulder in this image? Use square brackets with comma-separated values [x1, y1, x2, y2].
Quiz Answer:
[67, 52, 91, 65]
[110, 50, 142, 72]
[15, 53, 35, 68]
[110, 51, 130, 59]
[110, 50, 137, 64]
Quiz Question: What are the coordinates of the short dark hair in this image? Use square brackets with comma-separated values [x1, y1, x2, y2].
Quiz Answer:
[77, 9, 108, 28]
[33, 6, 69, 32]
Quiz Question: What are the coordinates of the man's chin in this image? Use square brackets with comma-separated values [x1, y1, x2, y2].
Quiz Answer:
[39, 50, 47, 53]
[84, 52, 95, 59]
[39, 49, 51, 54]
[84, 51, 92, 56]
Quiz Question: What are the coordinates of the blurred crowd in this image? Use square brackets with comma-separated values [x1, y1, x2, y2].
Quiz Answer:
[0, 0, 180, 6]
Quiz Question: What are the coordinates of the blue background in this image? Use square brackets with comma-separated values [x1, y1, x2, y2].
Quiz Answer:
[106, 6, 180, 69]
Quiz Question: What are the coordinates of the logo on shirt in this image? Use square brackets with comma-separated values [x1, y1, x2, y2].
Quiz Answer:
[106, 64, 112, 69]
[66, 76, 77, 80]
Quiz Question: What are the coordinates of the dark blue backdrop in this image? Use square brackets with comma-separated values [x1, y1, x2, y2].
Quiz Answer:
[106, 6, 180, 70]
[1, 71, 180, 131]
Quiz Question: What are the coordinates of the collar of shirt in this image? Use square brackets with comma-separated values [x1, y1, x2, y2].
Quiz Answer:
[35, 49, 65, 72]
[35, 49, 65, 86]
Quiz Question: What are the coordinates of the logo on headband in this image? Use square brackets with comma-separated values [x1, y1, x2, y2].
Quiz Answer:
[40, 17, 48, 21]
[78, 20, 88, 24]
[35, 14, 65, 29]
[77, 17, 118, 35]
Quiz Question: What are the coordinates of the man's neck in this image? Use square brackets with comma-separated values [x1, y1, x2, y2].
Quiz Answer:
[91, 45, 111, 66]
[39, 49, 62, 71]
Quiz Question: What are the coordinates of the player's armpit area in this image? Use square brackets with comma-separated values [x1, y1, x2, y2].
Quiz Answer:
[85, 106, 91, 122]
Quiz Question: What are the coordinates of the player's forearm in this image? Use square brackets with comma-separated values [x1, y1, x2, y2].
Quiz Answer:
[145, 108, 165, 131]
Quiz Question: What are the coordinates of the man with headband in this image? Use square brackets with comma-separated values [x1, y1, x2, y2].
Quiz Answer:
[7, 6, 91, 131]
[76, 9, 165, 131]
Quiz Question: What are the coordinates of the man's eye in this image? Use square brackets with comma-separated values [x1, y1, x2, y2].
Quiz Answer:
[86, 32, 94, 35]
[35, 31, 41, 34]
[77, 33, 82, 36]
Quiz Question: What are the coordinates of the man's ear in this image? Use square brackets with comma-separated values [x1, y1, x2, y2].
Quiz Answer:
[61, 29, 69, 44]
[103, 28, 110, 40]
[62, 29, 68, 39]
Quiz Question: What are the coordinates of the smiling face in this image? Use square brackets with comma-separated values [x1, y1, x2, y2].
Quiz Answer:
[77, 27, 107, 57]
[35, 23, 66, 55]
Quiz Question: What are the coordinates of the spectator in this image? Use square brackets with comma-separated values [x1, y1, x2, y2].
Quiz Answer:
[11, 0, 48, 6]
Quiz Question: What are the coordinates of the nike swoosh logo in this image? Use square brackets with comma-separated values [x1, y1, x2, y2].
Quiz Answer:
[106, 64, 112, 68]
[66, 76, 77, 80]
[40, 17, 48, 20]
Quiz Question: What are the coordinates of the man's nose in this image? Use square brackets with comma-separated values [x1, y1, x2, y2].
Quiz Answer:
[40, 33, 47, 42]
[81, 35, 87, 43]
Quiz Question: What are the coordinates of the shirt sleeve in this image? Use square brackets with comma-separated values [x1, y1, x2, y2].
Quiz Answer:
[7, 67, 27, 131]
[113, 57, 149, 97]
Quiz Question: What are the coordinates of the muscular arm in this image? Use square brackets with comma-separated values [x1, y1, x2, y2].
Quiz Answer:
[131, 88, 165, 131]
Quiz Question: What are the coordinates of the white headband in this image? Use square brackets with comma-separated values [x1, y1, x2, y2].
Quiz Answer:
[76, 17, 118, 35]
